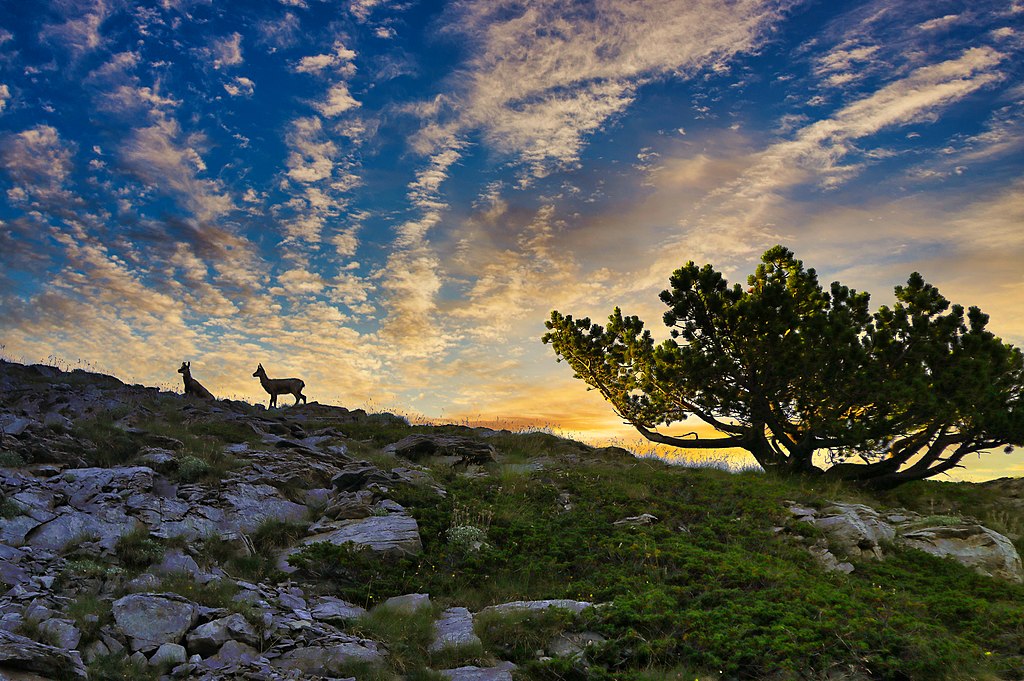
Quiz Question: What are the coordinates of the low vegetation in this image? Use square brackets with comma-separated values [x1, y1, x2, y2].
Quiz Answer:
[2, 360, 1022, 679]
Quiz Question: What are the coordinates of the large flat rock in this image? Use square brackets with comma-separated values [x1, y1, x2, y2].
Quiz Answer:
[301, 514, 422, 557]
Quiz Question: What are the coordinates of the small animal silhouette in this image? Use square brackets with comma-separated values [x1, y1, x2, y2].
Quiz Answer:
[177, 362, 215, 400]
[252, 363, 306, 408]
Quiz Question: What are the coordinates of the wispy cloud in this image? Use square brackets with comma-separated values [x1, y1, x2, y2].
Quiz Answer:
[208, 32, 243, 69]
[119, 115, 234, 221]
[437, 0, 792, 177]
[223, 76, 255, 97]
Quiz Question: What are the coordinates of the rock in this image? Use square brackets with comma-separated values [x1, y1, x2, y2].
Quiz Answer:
[125, 573, 162, 593]
[186, 613, 259, 656]
[111, 593, 199, 651]
[153, 549, 202, 578]
[0, 630, 87, 679]
[135, 448, 178, 473]
[149, 642, 187, 667]
[897, 523, 1024, 583]
[272, 636, 383, 675]
[330, 463, 391, 492]
[613, 513, 658, 526]
[479, 600, 591, 617]
[299, 513, 422, 557]
[202, 639, 260, 669]
[0, 417, 34, 438]
[381, 593, 431, 614]
[81, 639, 110, 663]
[808, 543, 855, 574]
[36, 618, 81, 650]
[385, 434, 497, 466]
[440, 661, 517, 680]
[430, 607, 481, 652]
[811, 503, 895, 560]
[548, 631, 606, 659]
[24, 507, 142, 552]
[221, 483, 307, 533]
[309, 597, 366, 623]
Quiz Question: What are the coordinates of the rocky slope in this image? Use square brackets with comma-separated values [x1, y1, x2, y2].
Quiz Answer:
[0, 359, 1021, 680]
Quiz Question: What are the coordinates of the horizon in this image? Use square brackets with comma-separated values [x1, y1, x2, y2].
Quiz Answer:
[2, 1, 1023, 481]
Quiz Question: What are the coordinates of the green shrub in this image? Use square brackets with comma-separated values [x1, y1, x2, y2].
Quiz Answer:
[114, 527, 164, 569]
[175, 455, 211, 482]
[87, 653, 159, 681]
[0, 451, 25, 467]
[155, 572, 238, 609]
[0, 495, 21, 519]
[475, 607, 574, 664]
[67, 593, 113, 644]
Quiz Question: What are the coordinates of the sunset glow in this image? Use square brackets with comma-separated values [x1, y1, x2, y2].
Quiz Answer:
[2, 1, 1023, 478]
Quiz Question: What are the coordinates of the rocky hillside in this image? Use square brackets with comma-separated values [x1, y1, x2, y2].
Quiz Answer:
[0, 359, 1022, 681]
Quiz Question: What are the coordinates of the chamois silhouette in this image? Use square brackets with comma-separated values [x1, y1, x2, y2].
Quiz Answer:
[177, 362, 215, 400]
[252, 363, 306, 408]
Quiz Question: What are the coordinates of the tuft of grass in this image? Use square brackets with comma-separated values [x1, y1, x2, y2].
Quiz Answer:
[225, 517, 308, 581]
[66, 593, 113, 644]
[114, 527, 165, 569]
[474, 607, 573, 664]
[16, 615, 62, 647]
[155, 572, 238, 609]
[351, 603, 440, 674]
[86, 653, 159, 681]
[71, 412, 145, 467]
[0, 494, 22, 519]
[0, 451, 25, 467]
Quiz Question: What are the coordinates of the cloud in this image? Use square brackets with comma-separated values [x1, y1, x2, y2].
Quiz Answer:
[0, 125, 76, 206]
[257, 12, 301, 51]
[223, 76, 255, 97]
[40, 2, 109, 56]
[209, 33, 243, 69]
[284, 116, 337, 184]
[0, 84, 9, 112]
[350, 0, 394, 23]
[436, 0, 791, 174]
[315, 82, 360, 117]
[918, 14, 961, 31]
[294, 41, 357, 75]
[119, 116, 234, 221]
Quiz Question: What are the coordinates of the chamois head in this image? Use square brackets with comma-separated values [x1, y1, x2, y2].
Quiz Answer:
[252, 363, 265, 378]
[178, 361, 190, 375]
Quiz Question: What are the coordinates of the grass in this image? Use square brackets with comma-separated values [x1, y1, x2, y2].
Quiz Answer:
[114, 527, 165, 569]
[66, 593, 113, 644]
[86, 653, 159, 681]
[287, 456, 1024, 680]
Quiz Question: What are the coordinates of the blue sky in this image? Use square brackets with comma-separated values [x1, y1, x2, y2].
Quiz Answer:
[2, 0, 1023, 479]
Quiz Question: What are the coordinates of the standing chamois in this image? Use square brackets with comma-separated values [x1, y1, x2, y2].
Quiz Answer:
[177, 362, 215, 400]
[252, 363, 306, 408]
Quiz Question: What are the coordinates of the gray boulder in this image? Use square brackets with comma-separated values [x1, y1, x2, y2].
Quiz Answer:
[37, 618, 81, 650]
[201, 639, 260, 670]
[149, 642, 187, 667]
[810, 503, 895, 560]
[381, 592, 431, 614]
[309, 597, 366, 623]
[272, 636, 383, 675]
[430, 607, 481, 652]
[479, 600, 591, 617]
[897, 523, 1024, 583]
[385, 434, 497, 466]
[299, 514, 422, 557]
[111, 593, 199, 651]
[0, 630, 87, 679]
[441, 661, 517, 680]
[24, 507, 142, 551]
[186, 613, 259, 656]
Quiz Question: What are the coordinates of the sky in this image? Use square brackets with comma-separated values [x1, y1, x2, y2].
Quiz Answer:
[1, 0, 1023, 480]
